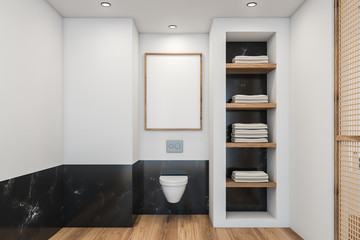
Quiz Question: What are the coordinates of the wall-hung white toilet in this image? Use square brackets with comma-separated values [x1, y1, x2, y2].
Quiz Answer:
[159, 173, 188, 203]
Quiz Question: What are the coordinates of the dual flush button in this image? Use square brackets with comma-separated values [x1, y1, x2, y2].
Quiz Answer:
[166, 140, 183, 153]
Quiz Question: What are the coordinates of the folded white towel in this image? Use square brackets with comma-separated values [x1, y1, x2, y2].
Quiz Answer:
[232, 94, 268, 99]
[232, 129, 268, 134]
[232, 171, 268, 177]
[232, 132, 268, 135]
[232, 179, 269, 182]
[232, 100, 268, 103]
[231, 138, 268, 143]
[232, 123, 268, 129]
[232, 178, 269, 182]
[231, 133, 268, 138]
[232, 98, 268, 101]
[232, 60, 269, 64]
[233, 55, 268, 60]
[232, 56, 269, 63]
[232, 99, 268, 102]
[231, 178, 269, 183]
[231, 175, 269, 180]
[232, 98, 268, 100]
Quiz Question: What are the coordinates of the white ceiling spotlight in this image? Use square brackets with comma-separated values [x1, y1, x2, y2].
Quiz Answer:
[247, 2, 257, 7]
[101, 2, 111, 7]
[168, 25, 177, 29]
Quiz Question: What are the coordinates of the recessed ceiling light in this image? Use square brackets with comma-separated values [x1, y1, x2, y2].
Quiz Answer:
[168, 25, 177, 29]
[247, 2, 257, 7]
[101, 2, 111, 7]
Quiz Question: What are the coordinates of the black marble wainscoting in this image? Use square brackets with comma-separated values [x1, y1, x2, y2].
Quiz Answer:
[63, 165, 133, 227]
[0, 166, 63, 240]
[133, 160, 209, 214]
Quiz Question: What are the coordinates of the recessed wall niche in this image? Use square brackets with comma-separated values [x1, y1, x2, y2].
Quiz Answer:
[225, 32, 277, 217]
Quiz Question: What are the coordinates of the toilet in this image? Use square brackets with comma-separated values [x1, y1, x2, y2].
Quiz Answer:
[159, 171, 188, 203]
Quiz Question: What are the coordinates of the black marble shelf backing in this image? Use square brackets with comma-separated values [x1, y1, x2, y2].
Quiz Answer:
[226, 188, 267, 211]
[226, 42, 267, 63]
[226, 148, 268, 211]
[226, 74, 267, 103]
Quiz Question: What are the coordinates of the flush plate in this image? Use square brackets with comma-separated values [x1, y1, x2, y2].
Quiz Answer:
[166, 140, 183, 153]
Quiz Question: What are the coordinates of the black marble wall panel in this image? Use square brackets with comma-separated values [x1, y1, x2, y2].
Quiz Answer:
[132, 162, 143, 216]
[0, 166, 63, 240]
[63, 165, 133, 227]
[226, 74, 267, 102]
[226, 148, 268, 211]
[226, 41, 268, 102]
[226, 188, 267, 211]
[226, 42, 267, 63]
[133, 160, 208, 214]
[226, 148, 267, 178]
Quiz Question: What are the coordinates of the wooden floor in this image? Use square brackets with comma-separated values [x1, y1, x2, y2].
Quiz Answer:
[50, 215, 303, 240]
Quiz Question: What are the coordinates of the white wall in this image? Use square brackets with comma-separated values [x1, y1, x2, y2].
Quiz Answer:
[290, 0, 334, 239]
[63, 18, 139, 165]
[0, 0, 63, 181]
[139, 34, 209, 160]
[209, 18, 290, 227]
[132, 23, 140, 164]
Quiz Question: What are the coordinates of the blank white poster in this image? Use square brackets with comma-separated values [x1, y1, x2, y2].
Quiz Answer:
[145, 54, 202, 130]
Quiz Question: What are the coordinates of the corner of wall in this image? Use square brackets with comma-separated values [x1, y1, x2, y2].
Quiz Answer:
[208, 19, 215, 225]
[132, 20, 140, 164]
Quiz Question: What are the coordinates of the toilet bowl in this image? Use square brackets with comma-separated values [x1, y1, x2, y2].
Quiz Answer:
[159, 173, 188, 203]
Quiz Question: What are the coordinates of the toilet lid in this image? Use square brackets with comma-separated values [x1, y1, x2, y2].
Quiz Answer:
[159, 176, 188, 186]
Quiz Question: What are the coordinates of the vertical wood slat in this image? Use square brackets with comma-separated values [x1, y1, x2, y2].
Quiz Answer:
[336, 0, 360, 240]
[335, 1, 339, 239]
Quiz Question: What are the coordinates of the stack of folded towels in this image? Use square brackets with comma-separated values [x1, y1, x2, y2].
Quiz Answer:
[231, 123, 268, 143]
[231, 171, 269, 183]
[232, 55, 269, 64]
[232, 94, 268, 103]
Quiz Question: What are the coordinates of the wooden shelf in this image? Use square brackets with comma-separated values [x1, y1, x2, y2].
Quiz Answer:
[226, 178, 276, 188]
[226, 142, 276, 148]
[226, 103, 276, 110]
[226, 63, 276, 74]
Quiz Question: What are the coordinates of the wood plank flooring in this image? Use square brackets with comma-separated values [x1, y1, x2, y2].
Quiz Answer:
[50, 215, 303, 240]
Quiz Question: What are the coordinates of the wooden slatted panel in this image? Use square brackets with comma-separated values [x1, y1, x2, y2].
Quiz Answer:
[337, 0, 360, 239]
[338, 0, 360, 136]
[338, 142, 360, 239]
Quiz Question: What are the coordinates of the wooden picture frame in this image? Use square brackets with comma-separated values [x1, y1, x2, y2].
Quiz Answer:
[145, 53, 202, 130]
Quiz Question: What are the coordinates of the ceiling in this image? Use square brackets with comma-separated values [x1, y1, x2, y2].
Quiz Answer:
[226, 32, 275, 42]
[46, 0, 306, 33]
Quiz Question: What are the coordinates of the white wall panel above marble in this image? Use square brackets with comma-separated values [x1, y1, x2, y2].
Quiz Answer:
[0, 0, 63, 181]
[138, 34, 209, 160]
[63, 18, 139, 165]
